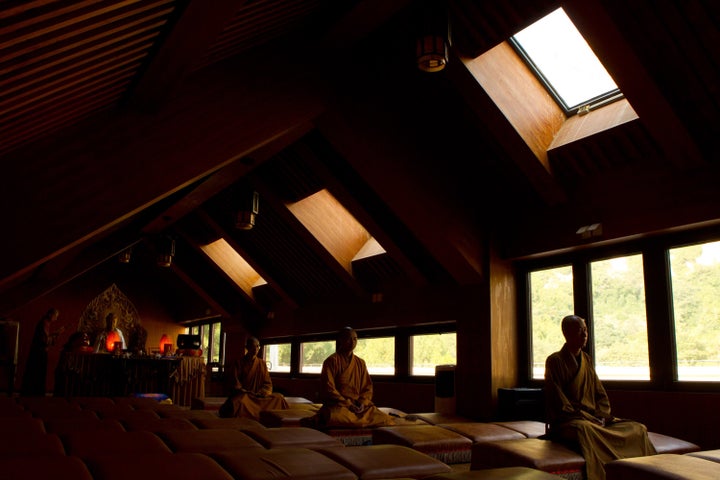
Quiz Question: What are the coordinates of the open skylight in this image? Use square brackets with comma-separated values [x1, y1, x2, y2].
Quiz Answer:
[200, 238, 266, 297]
[287, 189, 385, 275]
[510, 8, 622, 115]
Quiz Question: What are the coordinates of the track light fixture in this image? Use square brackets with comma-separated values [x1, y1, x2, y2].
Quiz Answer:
[156, 235, 176, 267]
[236, 190, 260, 230]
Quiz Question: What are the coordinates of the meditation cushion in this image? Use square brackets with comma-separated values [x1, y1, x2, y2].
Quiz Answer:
[437, 422, 527, 443]
[648, 431, 700, 454]
[372, 424, 473, 464]
[61, 430, 172, 460]
[470, 438, 585, 479]
[191, 416, 266, 431]
[212, 446, 357, 480]
[315, 444, 453, 479]
[85, 452, 234, 480]
[424, 467, 564, 479]
[242, 426, 344, 449]
[158, 428, 265, 454]
[604, 453, 720, 480]
[686, 449, 720, 463]
[0, 455, 94, 480]
[492, 420, 548, 438]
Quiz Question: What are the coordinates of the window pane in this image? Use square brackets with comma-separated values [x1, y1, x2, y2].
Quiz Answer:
[264, 343, 292, 373]
[300, 340, 334, 373]
[512, 7, 619, 110]
[410, 332, 456, 376]
[211, 322, 221, 363]
[530, 265, 574, 379]
[670, 240, 720, 381]
[591, 255, 650, 380]
[356, 337, 394, 375]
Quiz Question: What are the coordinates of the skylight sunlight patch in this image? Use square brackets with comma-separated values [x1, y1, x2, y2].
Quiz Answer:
[511, 8, 621, 114]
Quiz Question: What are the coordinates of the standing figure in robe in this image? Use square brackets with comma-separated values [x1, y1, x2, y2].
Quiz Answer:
[21, 307, 65, 396]
[544, 314, 656, 480]
[219, 336, 289, 420]
[305, 326, 394, 428]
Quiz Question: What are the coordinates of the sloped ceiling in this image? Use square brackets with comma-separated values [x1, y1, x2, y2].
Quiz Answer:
[1, 0, 718, 329]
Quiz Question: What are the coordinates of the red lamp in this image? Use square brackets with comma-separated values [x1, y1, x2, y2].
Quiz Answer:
[105, 330, 120, 352]
[159, 334, 173, 355]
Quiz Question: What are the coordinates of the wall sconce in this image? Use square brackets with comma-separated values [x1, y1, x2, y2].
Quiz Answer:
[416, 0, 450, 72]
[156, 236, 175, 267]
[236, 190, 260, 230]
[576, 223, 603, 239]
[118, 248, 132, 264]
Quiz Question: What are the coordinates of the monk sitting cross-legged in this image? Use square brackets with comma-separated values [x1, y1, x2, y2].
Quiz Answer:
[304, 326, 395, 428]
[219, 336, 289, 420]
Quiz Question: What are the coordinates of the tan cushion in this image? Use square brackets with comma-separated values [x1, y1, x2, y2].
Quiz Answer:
[260, 407, 317, 427]
[213, 447, 357, 480]
[0, 455, 94, 479]
[191, 416, 266, 431]
[121, 416, 199, 433]
[159, 428, 264, 454]
[471, 438, 585, 474]
[492, 420, 548, 438]
[407, 412, 473, 425]
[0, 432, 66, 458]
[44, 417, 125, 435]
[0, 417, 46, 434]
[687, 449, 720, 463]
[438, 422, 527, 443]
[85, 452, 234, 480]
[648, 431, 700, 454]
[424, 467, 564, 479]
[372, 424, 473, 464]
[605, 453, 720, 480]
[315, 444, 452, 479]
[62, 430, 171, 460]
[244, 426, 344, 449]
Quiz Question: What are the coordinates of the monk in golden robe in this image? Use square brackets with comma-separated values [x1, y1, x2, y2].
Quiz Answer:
[219, 336, 289, 420]
[308, 326, 394, 428]
[545, 315, 656, 480]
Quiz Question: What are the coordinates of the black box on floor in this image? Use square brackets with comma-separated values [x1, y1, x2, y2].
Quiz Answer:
[497, 387, 545, 422]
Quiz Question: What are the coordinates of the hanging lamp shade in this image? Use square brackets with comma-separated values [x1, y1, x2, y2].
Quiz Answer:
[416, 0, 450, 73]
[156, 236, 175, 267]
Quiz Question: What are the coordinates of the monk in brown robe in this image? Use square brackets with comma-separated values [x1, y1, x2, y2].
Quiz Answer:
[545, 314, 656, 480]
[308, 326, 394, 428]
[219, 336, 289, 420]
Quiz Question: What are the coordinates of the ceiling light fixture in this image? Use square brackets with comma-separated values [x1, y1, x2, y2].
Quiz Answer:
[416, 0, 450, 73]
[236, 190, 260, 230]
[156, 235, 175, 267]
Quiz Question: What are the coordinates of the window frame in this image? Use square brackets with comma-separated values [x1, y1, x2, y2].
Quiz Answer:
[517, 225, 720, 393]
[508, 8, 624, 116]
[263, 322, 456, 383]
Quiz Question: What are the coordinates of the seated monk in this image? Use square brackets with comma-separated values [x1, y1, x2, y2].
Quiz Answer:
[305, 326, 394, 428]
[219, 336, 289, 420]
[545, 315, 656, 480]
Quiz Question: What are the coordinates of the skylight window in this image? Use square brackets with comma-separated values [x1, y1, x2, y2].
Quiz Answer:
[510, 8, 622, 115]
[287, 189, 385, 275]
[200, 238, 266, 297]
